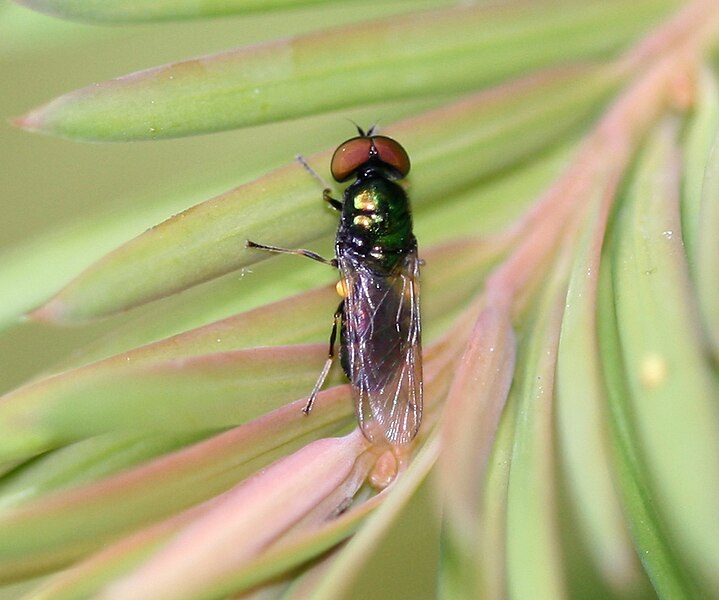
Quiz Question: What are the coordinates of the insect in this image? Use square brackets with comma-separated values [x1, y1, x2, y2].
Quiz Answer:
[247, 127, 422, 445]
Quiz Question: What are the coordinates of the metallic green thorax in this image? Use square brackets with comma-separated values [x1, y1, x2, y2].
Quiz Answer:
[337, 173, 415, 273]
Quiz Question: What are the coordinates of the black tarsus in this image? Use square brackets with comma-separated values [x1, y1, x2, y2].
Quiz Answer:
[323, 189, 342, 211]
[327, 301, 343, 359]
[302, 300, 344, 414]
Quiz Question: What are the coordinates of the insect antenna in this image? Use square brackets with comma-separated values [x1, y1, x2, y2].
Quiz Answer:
[344, 119, 376, 138]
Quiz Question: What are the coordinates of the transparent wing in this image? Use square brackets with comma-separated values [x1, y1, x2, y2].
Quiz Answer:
[339, 247, 422, 445]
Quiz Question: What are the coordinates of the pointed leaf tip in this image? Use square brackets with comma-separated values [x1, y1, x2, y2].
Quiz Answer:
[26, 299, 69, 323]
[10, 109, 43, 133]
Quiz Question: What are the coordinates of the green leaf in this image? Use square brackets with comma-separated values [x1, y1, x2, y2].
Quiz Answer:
[32, 65, 619, 321]
[0, 236, 499, 463]
[0, 431, 209, 509]
[681, 67, 719, 267]
[16, 0, 674, 141]
[686, 68, 719, 360]
[0, 345, 340, 463]
[602, 116, 719, 598]
[14, 0, 435, 23]
[505, 254, 571, 600]
[57, 233, 504, 373]
[555, 192, 640, 592]
[0, 2, 107, 54]
[599, 246, 696, 600]
[0, 181, 231, 330]
[0, 129, 569, 341]
[472, 390, 518, 600]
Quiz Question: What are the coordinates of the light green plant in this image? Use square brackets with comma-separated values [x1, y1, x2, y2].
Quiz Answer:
[1, 0, 718, 598]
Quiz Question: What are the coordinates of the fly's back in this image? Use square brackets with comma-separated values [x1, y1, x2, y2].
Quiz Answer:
[339, 176, 414, 272]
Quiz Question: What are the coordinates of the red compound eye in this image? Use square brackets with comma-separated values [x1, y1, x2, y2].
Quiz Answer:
[330, 137, 373, 182]
[330, 135, 411, 182]
[371, 136, 411, 179]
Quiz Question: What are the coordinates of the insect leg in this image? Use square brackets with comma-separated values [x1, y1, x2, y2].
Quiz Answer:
[245, 240, 338, 267]
[323, 189, 342, 211]
[303, 301, 344, 414]
[296, 155, 332, 189]
[295, 155, 342, 211]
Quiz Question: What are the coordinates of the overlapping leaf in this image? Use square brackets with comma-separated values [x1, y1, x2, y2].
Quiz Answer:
[4, 0, 719, 598]
[603, 117, 719, 597]
[29, 66, 618, 322]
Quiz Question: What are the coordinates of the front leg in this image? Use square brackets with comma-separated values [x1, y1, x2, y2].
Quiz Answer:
[294, 155, 342, 211]
[323, 189, 342, 211]
[246, 240, 338, 268]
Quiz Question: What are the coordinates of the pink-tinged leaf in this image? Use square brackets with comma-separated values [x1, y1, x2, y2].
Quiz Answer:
[437, 303, 516, 596]
[0, 389, 354, 583]
[100, 432, 368, 600]
[440, 303, 516, 512]
[77, 284, 340, 369]
[0, 345, 329, 463]
[11, 306, 467, 594]
[23, 498, 218, 600]
[28, 443, 383, 599]
[304, 433, 440, 600]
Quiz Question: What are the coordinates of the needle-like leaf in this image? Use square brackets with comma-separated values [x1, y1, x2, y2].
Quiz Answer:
[4, 1, 719, 598]
[31, 66, 618, 322]
[15, 0, 669, 140]
[13, 0, 425, 23]
[603, 116, 719, 598]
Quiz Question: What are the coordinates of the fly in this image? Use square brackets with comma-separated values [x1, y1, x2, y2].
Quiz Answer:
[247, 126, 422, 445]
